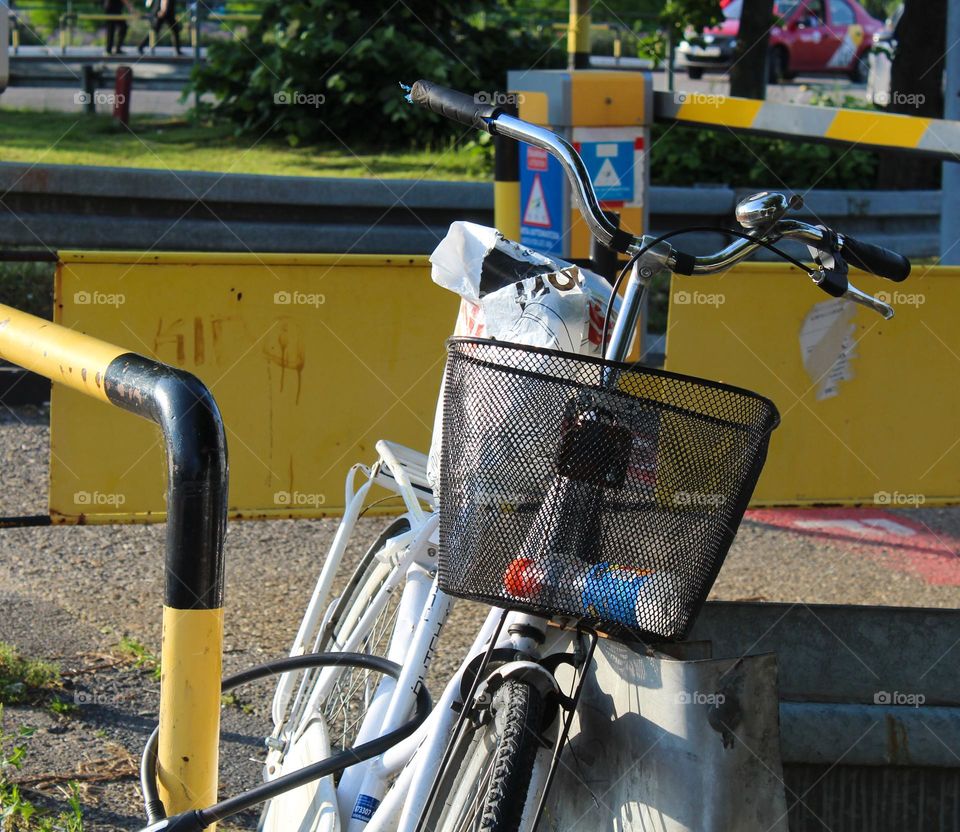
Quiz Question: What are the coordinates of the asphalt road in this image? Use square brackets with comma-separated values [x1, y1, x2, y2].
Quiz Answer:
[0, 405, 955, 829]
[653, 66, 868, 105]
[0, 60, 869, 116]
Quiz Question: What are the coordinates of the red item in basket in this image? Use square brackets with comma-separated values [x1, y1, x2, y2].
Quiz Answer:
[503, 557, 544, 599]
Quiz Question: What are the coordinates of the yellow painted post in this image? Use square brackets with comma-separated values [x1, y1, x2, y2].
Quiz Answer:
[158, 608, 223, 813]
[0, 304, 228, 821]
[494, 102, 521, 240]
[568, 0, 592, 70]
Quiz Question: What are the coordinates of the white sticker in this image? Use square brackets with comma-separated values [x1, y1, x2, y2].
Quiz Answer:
[799, 299, 857, 400]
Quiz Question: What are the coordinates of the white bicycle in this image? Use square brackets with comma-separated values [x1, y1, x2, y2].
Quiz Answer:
[137, 80, 911, 832]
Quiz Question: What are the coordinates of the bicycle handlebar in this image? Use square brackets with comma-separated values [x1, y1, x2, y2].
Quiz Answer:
[407, 79, 910, 319]
[409, 80, 505, 134]
[840, 234, 911, 282]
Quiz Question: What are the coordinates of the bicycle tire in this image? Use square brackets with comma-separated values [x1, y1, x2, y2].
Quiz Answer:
[321, 516, 411, 651]
[261, 518, 413, 827]
[281, 517, 411, 756]
[427, 678, 545, 832]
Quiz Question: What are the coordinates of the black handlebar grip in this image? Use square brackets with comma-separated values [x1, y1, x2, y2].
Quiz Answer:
[841, 235, 911, 282]
[409, 80, 503, 134]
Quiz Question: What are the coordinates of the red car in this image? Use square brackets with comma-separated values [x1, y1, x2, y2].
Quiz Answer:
[677, 0, 884, 83]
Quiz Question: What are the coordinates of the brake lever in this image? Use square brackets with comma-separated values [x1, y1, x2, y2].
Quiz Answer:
[807, 244, 894, 320]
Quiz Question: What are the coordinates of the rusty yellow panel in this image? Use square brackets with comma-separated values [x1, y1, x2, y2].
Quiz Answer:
[664, 263, 960, 506]
[570, 71, 646, 125]
[51, 253, 457, 522]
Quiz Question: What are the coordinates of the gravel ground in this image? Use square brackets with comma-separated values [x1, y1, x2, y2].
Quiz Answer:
[0, 406, 956, 830]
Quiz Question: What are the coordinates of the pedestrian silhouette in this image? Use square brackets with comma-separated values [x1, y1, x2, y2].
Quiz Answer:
[139, 0, 182, 55]
[103, 0, 134, 55]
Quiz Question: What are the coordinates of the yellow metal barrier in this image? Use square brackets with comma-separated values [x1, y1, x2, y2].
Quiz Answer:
[51, 254, 956, 514]
[53, 251, 457, 522]
[664, 262, 960, 505]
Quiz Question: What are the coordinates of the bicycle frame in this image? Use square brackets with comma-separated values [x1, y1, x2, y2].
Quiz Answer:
[265, 442, 564, 832]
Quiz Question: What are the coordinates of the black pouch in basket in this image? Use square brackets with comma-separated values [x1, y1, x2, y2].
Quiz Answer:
[437, 338, 780, 642]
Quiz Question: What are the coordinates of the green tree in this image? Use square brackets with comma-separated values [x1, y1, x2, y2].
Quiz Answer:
[186, 1, 563, 148]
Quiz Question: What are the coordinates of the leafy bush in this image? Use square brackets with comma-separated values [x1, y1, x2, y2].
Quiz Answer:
[650, 124, 879, 189]
[186, 1, 564, 148]
[0, 263, 53, 322]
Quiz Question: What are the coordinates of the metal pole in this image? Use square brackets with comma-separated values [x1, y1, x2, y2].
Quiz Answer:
[0, 1, 9, 93]
[193, 2, 202, 111]
[494, 102, 521, 241]
[82, 64, 96, 115]
[568, 0, 591, 70]
[940, 1, 960, 264]
[0, 305, 228, 817]
[666, 31, 675, 92]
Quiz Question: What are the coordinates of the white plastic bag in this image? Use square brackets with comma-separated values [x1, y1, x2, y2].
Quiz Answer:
[427, 222, 618, 492]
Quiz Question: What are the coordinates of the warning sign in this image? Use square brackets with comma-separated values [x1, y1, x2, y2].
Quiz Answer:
[520, 144, 564, 255]
[522, 175, 551, 227]
[577, 139, 636, 203]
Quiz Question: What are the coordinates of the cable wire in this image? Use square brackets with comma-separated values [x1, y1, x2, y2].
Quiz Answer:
[599, 225, 814, 354]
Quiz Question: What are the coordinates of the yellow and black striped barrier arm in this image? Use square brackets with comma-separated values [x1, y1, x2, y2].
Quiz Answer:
[0, 304, 228, 820]
[655, 91, 960, 161]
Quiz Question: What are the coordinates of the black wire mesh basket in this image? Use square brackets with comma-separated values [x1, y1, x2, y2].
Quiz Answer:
[437, 338, 780, 641]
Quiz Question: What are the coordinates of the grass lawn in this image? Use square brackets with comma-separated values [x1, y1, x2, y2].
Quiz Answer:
[0, 108, 491, 181]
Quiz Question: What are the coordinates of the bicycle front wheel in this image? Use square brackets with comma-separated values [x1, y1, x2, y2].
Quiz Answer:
[426, 678, 545, 832]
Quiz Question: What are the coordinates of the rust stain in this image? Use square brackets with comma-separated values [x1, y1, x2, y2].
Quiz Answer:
[885, 713, 911, 764]
[262, 319, 305, 404]
[193, 317, 205, 366]
[154, 318, 185, 365]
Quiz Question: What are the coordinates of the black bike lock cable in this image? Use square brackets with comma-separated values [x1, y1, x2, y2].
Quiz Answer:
[599, 226, 814, 354]
[140, 652, 432, 830]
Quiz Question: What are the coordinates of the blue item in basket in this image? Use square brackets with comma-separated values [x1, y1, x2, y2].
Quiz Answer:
[581, 562, 654, 628]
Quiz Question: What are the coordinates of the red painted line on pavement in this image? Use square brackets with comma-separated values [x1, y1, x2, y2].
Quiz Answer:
[745, 508, 960, 586]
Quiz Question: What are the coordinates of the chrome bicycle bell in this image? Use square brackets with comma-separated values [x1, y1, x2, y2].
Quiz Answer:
[735, 191, 802, 232]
